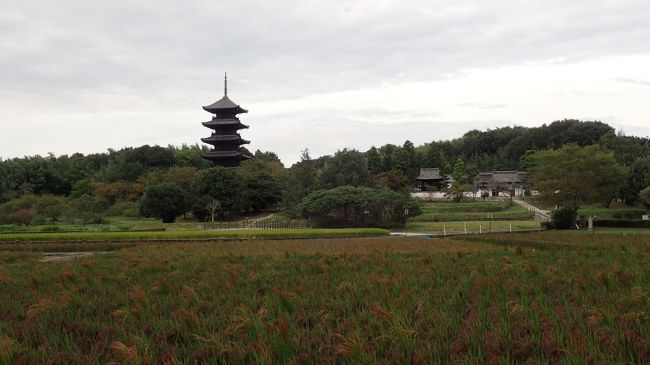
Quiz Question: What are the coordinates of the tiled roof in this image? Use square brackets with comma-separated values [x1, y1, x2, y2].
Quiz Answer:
[416, 168, 443, 180]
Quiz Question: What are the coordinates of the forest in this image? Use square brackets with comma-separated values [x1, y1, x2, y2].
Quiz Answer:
[0, 119, 649, 227]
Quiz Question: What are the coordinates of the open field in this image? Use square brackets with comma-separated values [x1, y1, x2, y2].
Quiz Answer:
[0, 232, 648, 363]
[0, 228, 388, 243]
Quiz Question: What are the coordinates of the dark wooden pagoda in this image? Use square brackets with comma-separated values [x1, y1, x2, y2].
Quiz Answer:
[200, 74, 251, 167]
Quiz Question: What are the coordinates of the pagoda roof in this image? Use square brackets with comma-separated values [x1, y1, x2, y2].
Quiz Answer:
[202, 119, 249, 129]
[202, 150, 250, 158]
[201, 135, 250, 144]
[201, 150, 253, 164]
[202, 96, 248, 114]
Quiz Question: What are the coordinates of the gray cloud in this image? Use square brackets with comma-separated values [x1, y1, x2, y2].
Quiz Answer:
[1, 0, 650, 163]
[3, 0, 650, 100]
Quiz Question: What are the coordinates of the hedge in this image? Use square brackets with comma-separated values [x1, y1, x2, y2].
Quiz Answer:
[593, 219, 650, 228]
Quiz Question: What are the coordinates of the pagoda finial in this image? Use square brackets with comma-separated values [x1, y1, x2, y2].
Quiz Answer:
[224, 72, 228, 96]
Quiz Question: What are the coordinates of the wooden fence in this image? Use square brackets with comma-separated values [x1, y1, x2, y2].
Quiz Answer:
[202, 220, 306, 230]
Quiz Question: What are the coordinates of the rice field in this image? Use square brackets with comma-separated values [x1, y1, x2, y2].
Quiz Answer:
[0, 233, 648, 363]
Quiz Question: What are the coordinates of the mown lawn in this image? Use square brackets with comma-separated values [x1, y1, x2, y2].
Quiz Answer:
[0, 233, 648, 363]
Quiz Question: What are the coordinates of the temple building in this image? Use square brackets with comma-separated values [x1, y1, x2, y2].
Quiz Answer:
[200, 74, 251, 167]
[475, 171, 526, 197]
[415, 168, 447, 191]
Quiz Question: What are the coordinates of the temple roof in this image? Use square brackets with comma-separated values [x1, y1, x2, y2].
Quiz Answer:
[476, 171, 526, 185]
[416, 168, 444, 181]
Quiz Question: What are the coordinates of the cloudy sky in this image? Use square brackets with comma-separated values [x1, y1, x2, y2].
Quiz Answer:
[1, 0, 649, 165]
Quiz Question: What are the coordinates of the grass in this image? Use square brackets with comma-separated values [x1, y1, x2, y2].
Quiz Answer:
[406, 220, 542, 233]
[578, 205, 647, 220]
[0, 228, 389, 243]
[0, 212, 298, 234]
[0, 232, 648, 363]
[586, 227, 650, 234]
[523, 197, 647, 219]
[412, 201, 534, 222]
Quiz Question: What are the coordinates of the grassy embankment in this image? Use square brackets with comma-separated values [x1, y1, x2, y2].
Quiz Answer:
[407, 200, 540, 233]
[0, 232, 647, 363]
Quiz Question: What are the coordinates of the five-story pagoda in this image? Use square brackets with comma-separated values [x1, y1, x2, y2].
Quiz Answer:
[200, 74, 251, 167]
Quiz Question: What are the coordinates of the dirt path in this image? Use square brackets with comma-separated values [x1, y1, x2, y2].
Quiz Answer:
[41, 252, 112, 262]
[513, 198, 551, 221]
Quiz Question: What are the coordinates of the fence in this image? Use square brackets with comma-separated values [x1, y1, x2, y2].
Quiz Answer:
[418, 227, 545, 239]
[202, 220, 306, 230]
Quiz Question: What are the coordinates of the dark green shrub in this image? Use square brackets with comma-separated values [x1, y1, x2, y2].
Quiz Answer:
[551, 208, 576, 230]
[297, 186, 415, 228]
[190, 196, 211, 222]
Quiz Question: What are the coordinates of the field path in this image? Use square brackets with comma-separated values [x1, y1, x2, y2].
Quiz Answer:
[41, 251, 112, 262]
[513, 198, 551, 221]
[251, 213, 275, 222]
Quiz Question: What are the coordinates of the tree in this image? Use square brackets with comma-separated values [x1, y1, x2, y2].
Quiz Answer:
[316, 149, 371, 189]
[0, 194, 67, 224]
[193, 167, 245, 215]
[620, 157, 650, 205]
[63, 194, 105, 224]
[372, 172, 406, 192]
[528, 144, 625, 213]
[139, 183, 188, 223]
[207, 199, 221, 223]
[366, 147, 381, 175]
[640, 186, 650, 210]
[238, 158, 285, 212]
[391, 140, 417, 183]
[445, 158, 473, 202]
[297, 185, 419, 228]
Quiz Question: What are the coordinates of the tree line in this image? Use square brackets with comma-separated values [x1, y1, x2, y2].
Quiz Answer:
[1, 119, 648, 227]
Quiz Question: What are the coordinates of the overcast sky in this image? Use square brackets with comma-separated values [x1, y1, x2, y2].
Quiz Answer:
[1, 0, 649, 165]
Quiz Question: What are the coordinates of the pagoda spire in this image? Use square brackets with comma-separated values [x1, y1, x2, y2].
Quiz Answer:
[224, 72, 228, 96]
